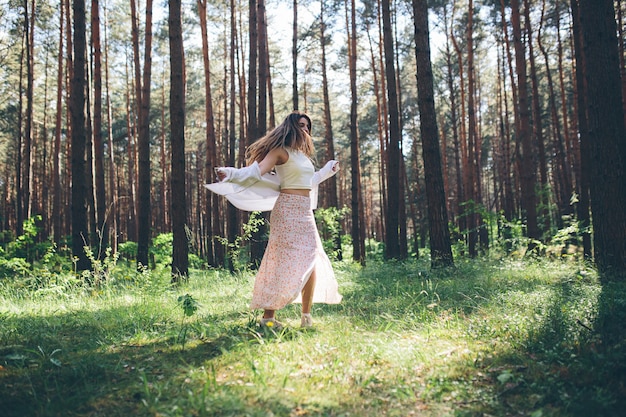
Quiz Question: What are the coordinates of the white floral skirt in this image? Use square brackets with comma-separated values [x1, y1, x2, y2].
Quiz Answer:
[250, 193, 342, 311]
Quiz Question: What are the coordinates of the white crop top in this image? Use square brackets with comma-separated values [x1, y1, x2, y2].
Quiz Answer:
[275, 148, 315, 190]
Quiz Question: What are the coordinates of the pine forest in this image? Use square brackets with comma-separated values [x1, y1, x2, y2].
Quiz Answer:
[1, 1, 626, 416]
[0, 0, 625, 277]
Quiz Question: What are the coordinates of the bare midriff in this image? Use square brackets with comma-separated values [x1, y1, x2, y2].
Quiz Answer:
[281, 188, 310, 197]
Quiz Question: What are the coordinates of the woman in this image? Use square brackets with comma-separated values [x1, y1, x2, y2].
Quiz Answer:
[207, 111, 342, 328]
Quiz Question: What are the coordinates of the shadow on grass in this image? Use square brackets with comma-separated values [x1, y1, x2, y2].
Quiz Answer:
[443, 273, 626, 416]
[335, 258, 555, 327]
[332, 259, 625, 416]
[0, 304, 264, 417]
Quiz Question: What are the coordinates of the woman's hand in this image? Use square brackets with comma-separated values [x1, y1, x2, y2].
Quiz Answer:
[215, 167, 227, 182]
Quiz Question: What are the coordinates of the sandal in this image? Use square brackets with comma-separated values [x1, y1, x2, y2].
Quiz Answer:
[260, 317, 284, 329]
[301, 313, 313, 328]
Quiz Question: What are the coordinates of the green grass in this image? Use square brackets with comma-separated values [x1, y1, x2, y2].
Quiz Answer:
[1, 257, 625, 416]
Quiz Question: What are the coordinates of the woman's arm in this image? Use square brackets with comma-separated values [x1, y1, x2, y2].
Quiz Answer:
[257, 147, 288, 175]
[312, 160, 340, 186]
[215, 147, 288, 182]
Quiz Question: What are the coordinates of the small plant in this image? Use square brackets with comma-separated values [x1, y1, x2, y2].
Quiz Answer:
[215, 212, 266, 272]
[0, 256, 31, 279]
[8, 216, 50, 262]
[151, 233, 174, 267]
[315, 206, 349, 260]
[82, 245, 120, 286]
[118, 241, 138, 263]
[177, 293, 199, 349]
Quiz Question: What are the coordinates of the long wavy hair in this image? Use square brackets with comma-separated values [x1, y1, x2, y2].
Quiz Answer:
[245, 111, 315, 164]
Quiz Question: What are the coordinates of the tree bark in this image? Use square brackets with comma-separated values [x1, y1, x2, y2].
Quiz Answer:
[366, 23, 387, 243]
[198, 0, 220, 266]
[412, 0, 453, 267]
[249, 0, 270, 267]
[569, 0, 592, 259]
[91, 0, 108, 257]
[578, 0, 626, 279]
[169, 0, 189, 280]
[381, 0, 402, 259]
[53, 0, 64, 245]
[137, 0, 153, 268]
[511, 0, 540, 249]
[319, 0, 341, 259]
[527, 0, 549, 235]
[347, 0, 365, 264]
[292, 0, 299, 110]
[466, 0, 481, 256]
[538, 0, 571, 225]
[23, 0, 35, 223]
[70, 0, 90, 271]
[103, 5, 118, 253]
[498, 0, 516, 228]
[450, 6, 470, 254]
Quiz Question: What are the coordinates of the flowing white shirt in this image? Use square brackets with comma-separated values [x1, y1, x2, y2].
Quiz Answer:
[204, 160, 339, 212]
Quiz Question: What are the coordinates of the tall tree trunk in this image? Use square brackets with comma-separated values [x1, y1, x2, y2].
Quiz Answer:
[498, 0, 517, 228]
[137, 0, 153, 268]
[450, 7, 471, 254]
[578, 0, 626, 279]
[511, 0, 540, 249]
[91, 0, 108, 257]
[53, 0, 64, 245]
[538, 0, 571, 225]
[412, 0, 453, 267]
[70, 0, 90, 271]
[249, 0, 269, 267]
[23, 0, 35, 223]
[159, 74, 169, 233]
[124, 68, 137, 242]
[618, 0, 626, 124]
[319, 0, 341, 259]
[16, 15, 24, 237]
[198, 0, 219, 266]
[85, 44, 96, 252]
[376, 0, 389, 244]
[569, 0, 592, 259]
[239, 0, 258, 270]
[366, 23, 387, 242]
[381, 0, 402, 259]
[466, 0, 480, 256]
[257, 0, 268, 136]
[104, 20, 118, 253]
[527, 0, 550, 235]
[555, 0, 575, 206]
[247, 0, 258, 144]
[169, 0, 189, 280]
[393, 12, 408, 258]
[347, 0, 365, 264]
[63, 0, 73, 239]
[442, 6, 463, 234]
[102, 1, 118, 252]
[223, 0, 235, 270]
[292, 0, 298, 110]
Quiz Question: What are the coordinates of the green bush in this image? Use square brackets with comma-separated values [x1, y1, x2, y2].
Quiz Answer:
[315, 206, 348, 260]
[151, 233, 174, 266]
[0, 257, 31, 279]
[118, 241, 138, 262]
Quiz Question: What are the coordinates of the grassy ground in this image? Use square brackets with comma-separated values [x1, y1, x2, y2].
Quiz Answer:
[1, 256, 624, 416]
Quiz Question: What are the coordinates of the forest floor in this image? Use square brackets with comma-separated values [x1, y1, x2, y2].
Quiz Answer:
[0, 256, 625, 416]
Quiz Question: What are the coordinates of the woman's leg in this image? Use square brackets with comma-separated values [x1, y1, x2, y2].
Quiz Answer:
[301, 268, 317, 314]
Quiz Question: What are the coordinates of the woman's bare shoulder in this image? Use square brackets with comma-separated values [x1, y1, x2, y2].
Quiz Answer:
[269, 147, 289, 165]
